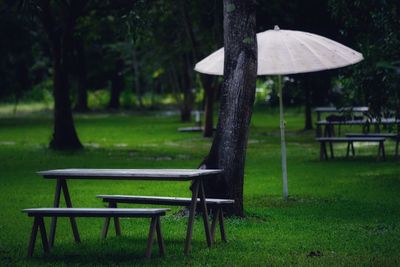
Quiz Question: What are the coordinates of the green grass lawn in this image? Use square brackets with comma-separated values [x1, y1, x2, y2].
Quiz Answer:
[0, 108, 399, 266]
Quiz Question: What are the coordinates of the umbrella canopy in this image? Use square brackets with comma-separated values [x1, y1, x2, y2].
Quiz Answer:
[194, 26, 363, 75]
[194, 26, 363, 200]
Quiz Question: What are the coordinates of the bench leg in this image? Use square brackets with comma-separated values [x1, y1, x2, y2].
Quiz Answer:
[101, 217, 111, 239]
[351, 142, 355, 156]
[210, 208, 220, 242]
[28, 217, 39, 257]
[60, 180, 81, 243]
[49, 179, 62, 247]
[395, 140, 399, 159]
[113, 203, 122, 236]
[346, 142, 350, 157]
[38, 217, 50, 254]
[219, 209, 227, 242]
[184, 180, 200, 255]
[329, 142, 334, 159]
[156, 216, 166, 256]
[199, 181, 212, 248]
[145, 216, 158, 259]
[378, 141, 386, 161]
[101, 202, 121, 239]
[319, 142, 324, 160]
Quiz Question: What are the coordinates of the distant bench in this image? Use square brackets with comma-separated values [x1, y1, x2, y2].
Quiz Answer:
[345, 133, 399, 158]
[23, 208, 169, 259]
[315, 137, 386, 160]
[97, 195, 234, 242]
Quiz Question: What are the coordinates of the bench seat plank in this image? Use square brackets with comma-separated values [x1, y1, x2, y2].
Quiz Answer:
[345, 133, 398, 138]
[316, 137, 386, 142]
[97, 195, 234, 206]
[23, 208, 169, 217]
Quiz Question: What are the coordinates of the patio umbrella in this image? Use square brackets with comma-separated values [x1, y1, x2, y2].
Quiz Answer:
[194, 26, 363, 199]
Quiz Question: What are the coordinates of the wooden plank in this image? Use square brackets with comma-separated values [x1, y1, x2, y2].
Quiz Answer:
[346, 133, 398, 138]
[23, 208, 170, 217]
[199, 181, 212, 248]
[49, 179, 62, 248]
[184, 180, 200, 255]
[316, 137, 386, 142]
[314, 106, 369, 113]
[155, 216, 166, 256]
[38, 169, 223, 181]
[27, 217, 39, 257]
[38, 217, 49, 254]
[60, 179, 81, 243]
[97, 195, 235, 206]
[145, 217, 157, 259]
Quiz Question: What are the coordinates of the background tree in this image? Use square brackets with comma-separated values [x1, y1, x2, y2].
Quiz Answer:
[328, 0, 400, 120]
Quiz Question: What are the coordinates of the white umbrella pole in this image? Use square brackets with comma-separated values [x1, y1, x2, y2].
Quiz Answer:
[278, 75, 289, 200]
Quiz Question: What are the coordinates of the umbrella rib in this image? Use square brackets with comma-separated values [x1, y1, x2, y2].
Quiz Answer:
[300, 33, 357, 64]
[280, 32, 297, 74]
[289, 33, 330, 70]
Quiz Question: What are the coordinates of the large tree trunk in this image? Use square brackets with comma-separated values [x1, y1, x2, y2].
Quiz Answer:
[201, 0, 257, 216]
[38, 0, 83, 150]
[74, 37, 89, 112]
[49, 34, 82, 150]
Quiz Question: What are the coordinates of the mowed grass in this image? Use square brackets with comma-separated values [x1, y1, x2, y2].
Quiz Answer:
[0, 108, 399, 266]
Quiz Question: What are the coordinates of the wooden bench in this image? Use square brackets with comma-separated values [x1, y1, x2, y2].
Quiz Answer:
[97, 195, 234, 242]
[315, 137, 386, 160]
[23, 208, 169, 259]
[345, 133, 399, 158]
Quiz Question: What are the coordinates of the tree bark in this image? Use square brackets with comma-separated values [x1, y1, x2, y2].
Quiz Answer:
[202, 75, 216, 137]
[49, 31, 82, 150]
[74, 37, 89, 112]
[201, 0, 257, 216]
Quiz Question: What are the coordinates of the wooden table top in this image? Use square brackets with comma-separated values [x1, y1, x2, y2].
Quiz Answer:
[38, 168, 223, 181]
[316, 118, 400, 125]
[314, 106, 368, 113]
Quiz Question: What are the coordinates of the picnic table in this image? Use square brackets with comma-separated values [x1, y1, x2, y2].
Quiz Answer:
[314, 106, 369, 136]
[316, 118, 400, 137]
[37, 168, 223, 255]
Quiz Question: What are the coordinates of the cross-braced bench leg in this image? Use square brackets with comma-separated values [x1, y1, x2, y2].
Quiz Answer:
[320, 141, 328, 160]
[145, 216, 165, 259]
[101, 202, 122, 239]
[329, 141, 334, 158]
[28, 216, 49, 257]
[378, 141, 386, 161]
[210, 207, 227, 242]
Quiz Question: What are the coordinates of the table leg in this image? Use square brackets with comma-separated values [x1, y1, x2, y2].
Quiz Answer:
[184, 180, 200, 255]
[198, 180, 212, 248]
[49, 179, 62, 247]
[60, 179, 81, 243]
[28, 217, 39, 257]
